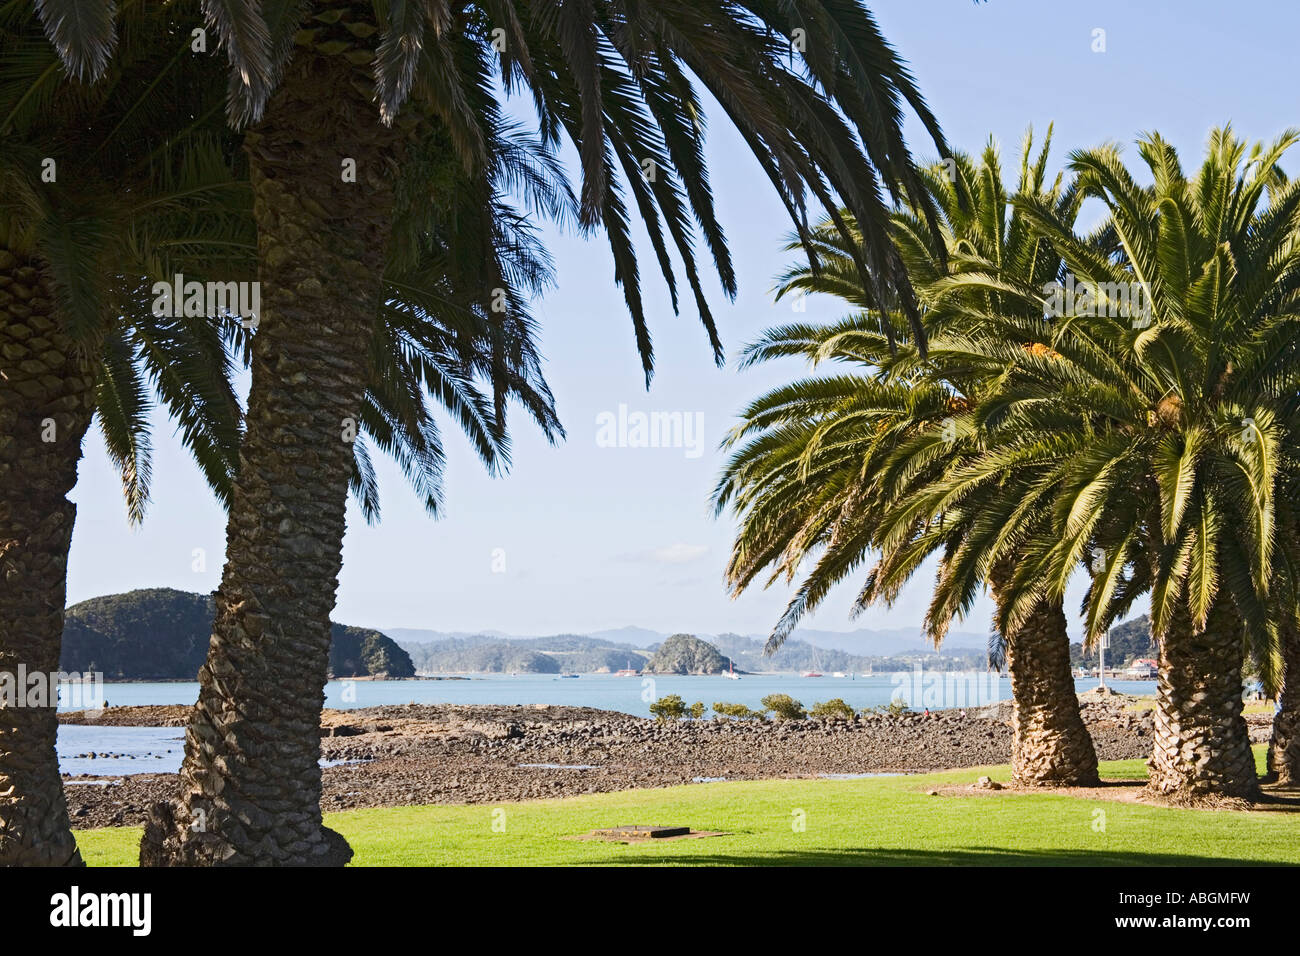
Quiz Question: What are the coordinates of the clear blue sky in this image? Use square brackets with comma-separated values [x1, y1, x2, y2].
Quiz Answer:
[65, 0, 1297, 639]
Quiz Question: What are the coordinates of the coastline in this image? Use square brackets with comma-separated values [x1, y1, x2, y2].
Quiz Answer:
[57, 694, 1231, 830]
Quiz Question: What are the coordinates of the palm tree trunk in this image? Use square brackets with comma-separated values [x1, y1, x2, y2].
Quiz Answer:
[139, 52, 400, 866]
[1148, 599, 1259, 801]
[1267, 620, 1300, 786]
[989, 561, 1099, 785]
[1005, 597, 1100, 786]
[0, 249, 95, 866]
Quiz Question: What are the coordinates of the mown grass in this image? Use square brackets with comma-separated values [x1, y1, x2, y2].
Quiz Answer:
[75, 748, 1298, 867]
[1118, 696, 1272, 717]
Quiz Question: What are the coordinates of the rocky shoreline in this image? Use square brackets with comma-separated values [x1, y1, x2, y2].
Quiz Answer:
[60, 693, 1268, 830]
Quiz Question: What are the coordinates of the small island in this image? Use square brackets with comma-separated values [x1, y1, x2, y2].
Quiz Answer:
[641, 634, 740, 675]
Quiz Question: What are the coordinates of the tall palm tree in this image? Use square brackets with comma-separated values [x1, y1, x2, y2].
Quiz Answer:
[928, 128, 1300, 801]
[716, 130, 1099, 786]
[1268, 624, 1300, 785]
[0, 4, 250, 866]
[1264, 500, 1300, 786]
[30, 1, 956, 865]
[4, 1, 565, 865]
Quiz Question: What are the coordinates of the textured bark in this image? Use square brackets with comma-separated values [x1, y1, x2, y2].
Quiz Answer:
[0, 249, 95, 866]
[990, 561, 1099, 786]
[1148, 600, 1259, 801]
[1267, 620, 1300, 786]
[139, 50, 400, 866]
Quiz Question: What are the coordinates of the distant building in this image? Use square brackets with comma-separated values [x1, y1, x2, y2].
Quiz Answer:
[1124, 659, 1158, 679]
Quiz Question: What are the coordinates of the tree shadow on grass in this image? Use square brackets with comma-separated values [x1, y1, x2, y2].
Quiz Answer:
[596, 846, 1294, 866]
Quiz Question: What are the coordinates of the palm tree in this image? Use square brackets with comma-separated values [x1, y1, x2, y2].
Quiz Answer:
[1268, 625, 1300, 785]
[0, 4, 250, 866]
[1258, 418, 1300, 787]
[1264, 505, 1300, 786]
[930, 128, 1300, 801]
[716, 130, 1100, 786]
[28, 1, 957, 865]
[138, 125, 567, 867]
[4, 2, 565, 865]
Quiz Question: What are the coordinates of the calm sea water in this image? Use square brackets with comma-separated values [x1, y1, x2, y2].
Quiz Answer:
[55, 673, 1155, 777]
[65, 673, 1155, 718]
[58, 725, 184, 777]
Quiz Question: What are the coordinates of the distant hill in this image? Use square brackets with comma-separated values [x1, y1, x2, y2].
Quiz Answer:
[400, 633, 650, 674]
[395, 628, 986, 674]
[62, 589, 414, 680]
[586, 626, 669, 647]
[383, 623, 988, 655]
[713, 633, 914, 673]
[1070, 615, 1155, 667]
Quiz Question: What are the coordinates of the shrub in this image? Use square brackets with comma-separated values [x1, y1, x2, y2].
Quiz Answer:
[712, 701, 763, 720]
[649, 694, 687, 722]
[689, 701, 707, 720]
[863, 698, 912, 718]
[809, 698, 856, 720]
[761, 693, 806, 720]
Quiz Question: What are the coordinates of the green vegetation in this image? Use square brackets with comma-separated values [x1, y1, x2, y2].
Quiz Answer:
[863, 700, 913, 718]
[715, 129, 1102, 791]
[712, 702, 764, 720]
[74, 751, 1299, 867]
[649, 695, 688, 723]
[14, 0, 1300, 869]
[810, 699, 857, 720]
[0, 3, 248, 866]
[761, 694, 807, 721]
[716, 127, 1300, 801]
[68, 0, 949, 865]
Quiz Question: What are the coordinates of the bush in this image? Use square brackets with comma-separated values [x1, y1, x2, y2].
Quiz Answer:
[712, 701, 763, 720]
[649, 694, 687, 722]
[761, 693, 806, 720]
[863, 698, 912, 718]
[689, 701, 707, 720]
[809, 698, 856, 720]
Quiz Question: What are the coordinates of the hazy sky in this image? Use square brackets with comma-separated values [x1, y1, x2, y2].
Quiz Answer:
[65, 0, 1296, 639]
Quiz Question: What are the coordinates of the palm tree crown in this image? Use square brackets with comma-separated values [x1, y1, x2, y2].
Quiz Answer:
[37, 0, 955, 369]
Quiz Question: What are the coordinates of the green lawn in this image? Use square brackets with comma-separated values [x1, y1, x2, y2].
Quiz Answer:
[1116, 695, 1273, 717]
[75, 750, 1299, 866]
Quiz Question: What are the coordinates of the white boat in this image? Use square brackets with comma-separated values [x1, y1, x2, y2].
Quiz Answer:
[832, 671, 846, 678]
[802, 641, 823, 677]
